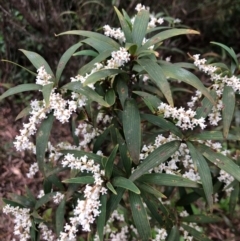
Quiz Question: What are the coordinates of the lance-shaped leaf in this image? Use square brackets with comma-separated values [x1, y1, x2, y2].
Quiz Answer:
[105, 88, 116, 106]
[105, 145, 119, 179]
[62, 176, 94, 184]
[96, 194, 107, 241]
[42, 82, 54, 107]
[83, 69, 124, 86]
[62, 81, 110, 107]
[181, 224, 211, 241]
[160, 63, 215, 105]
[138, 173, 199, 188]
[129, 192, 151, 241]
[222, 86, 235, 138]
[56, 42, 82, 83]
[137, 59, 173, 106]
[167, 226, 180, 241]
[198, 144, 240, 182]
[73, 49, 98, 57]
[181, 214, 222, 223]
[0, 84, 42, 101]
[56, 30, 120, 49]
[35, 192, 57, 209]
[114, 7, 132, 42]
[93, 125, 112, 153]
[130, 141, 180, 181]
[137, 182, 166, 199]
[141, 113, 183, 138]
[139, 28, 199, 52]
[123, 99, 141, 164]
[112, 177, 140, 194]
[132, 9, 149, 47]
[106, 182, 117, 195]
[187, 142, 213, 209]
[19, 49, 54, 78]
[189, 130, 240, 141]
[36, 113, 54, 175]
[15, 106, 31, 121]
[82, 38, 116, 53]
[3, 198, 25, 208]
[56, 198, 65, 236]
[116, 76, 128, 108]
[229, 180, 239, 214]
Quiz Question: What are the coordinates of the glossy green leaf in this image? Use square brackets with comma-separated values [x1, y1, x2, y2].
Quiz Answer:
[211, 41, 238, 67]
[181, 214, 222, 223]
[106, 182, 117, 195]
[116, 76, 128, 108]
[123, 98, 141, 164]
[138, 173, 199, 188]
[62, 176, 94, 184]
[137, 182, 166, 199]
[82, 38, 116, 53]
[8, 193, 35, 208]
[56, 42, 82, 83]
[48, 174, 65, 191]
[2, 198, 25, 208]
[42, 82, 54, 107]
[19, 49, 54, 77]
[56, 30, 120, 49]
[187, 142, 213, 209]
[132, 9, 149, 47]
[36, 113, 54, 175]
[56, 198, 66, 236]
[114, 7, 132, 42]
[189, 130, 240, 141]
[112, 177, 140, 194]
[15, 106, 31, 121]
[181, 224, 211, 241]
[167, 226, 180, 241]
[129, 192, 151, 241]
[139, 28, 199, 51]
[96, 194, 107, 241]
[0, 84, 42, 101]
[160, 62, 215, 105]
[141, 113, 183, 138]
[105, 145, 119, 179]
[30, 221, 37, 241]
[62, 81, 110, 107]
[35, 192, 57, 209]
[229, 180, 239, 214]
[130, 141, 180, 181]
[199, 144, 240, 182]
[83, 69, 124, 86]
[73, 49, 98, 57]
[222, 86, 235, 138]
[105, 88, 116, 106]
[137, 59, 173, 106]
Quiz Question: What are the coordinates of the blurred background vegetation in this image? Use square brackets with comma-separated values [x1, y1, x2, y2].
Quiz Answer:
[0, 0, 240, 88]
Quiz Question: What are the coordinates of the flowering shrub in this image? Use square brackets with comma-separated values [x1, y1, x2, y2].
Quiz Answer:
[1, 3, 240, 241]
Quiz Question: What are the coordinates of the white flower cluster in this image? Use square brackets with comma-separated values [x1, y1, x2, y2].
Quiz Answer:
[38, 190, 45, 199]
[158, 102, 206, 130]
[36, 66, 52, 85]
[3, 204, 32, 241]
[26, 162, 39, 178]
[218, 169, 234, 195]
[179, 210, 201, 241]
[59, 154, 107, 239]
[39, 222, 55, 241]
[53, 192, 65, 204]
[135, 3, 150, 12]
[103, 25, 126, 42]
[152, 227, 168, 241]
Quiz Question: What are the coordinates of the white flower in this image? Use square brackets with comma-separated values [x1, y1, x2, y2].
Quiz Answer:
[26, 163, 39, 178]
[53, 192, 64, 204]
[36, 66, 52, 86]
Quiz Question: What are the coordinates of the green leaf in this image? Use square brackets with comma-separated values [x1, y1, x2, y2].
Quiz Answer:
[96, 194, 107, 241]
[160, 62, 215, 105]
[62, 81, 110, 107]
[62, 176, 94, 184]
[0, 84, 42, 101]
[35, 192, 57, 209]
[93, 125, 112, 152]
[211, 41, 238, 67]
[42, 83, 54, 107]
[123, 98, 141, 164]
[82, 38, 116, 53]
[132, 9, 149, 47]
[130, 141, 180, 181]
[141, 113, 183, 138]
[19, 49, 54, 78]
[138, 173, 199, 188]
[2, 198, 25, 208]
[139, 28, 199, 51]
[229, 180, 239, 214]
[8, 193, 34, 208]
[105, 88, 116, 106]
[73, 49, 98, 57]
[116, 76, 128, 108]
[106, 182, 117, 195]
[199, 144, 240, 182]
[167, 226, 180, 241]
[48, 174, 65, 191]
[83, 69, 124, 86]
[187, 142, 213, 209]
[181, 224, 211, 241]
[137, 182, 166, 199]
[105, 145, 119, 179]
[36, 113, 54, 175]
[222, 86, 235, 138]
[137, 59, 173, 106]
[114, 7, 132, 42]
[112, 177, 140, 194]
[15, 106, 31, 121]
[56, 30, 120, 49]
[56, 198, 66, 236]
[129, 192, 151, 241]
[181, 214, 222, 223]
[56, 42, 82, 84]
